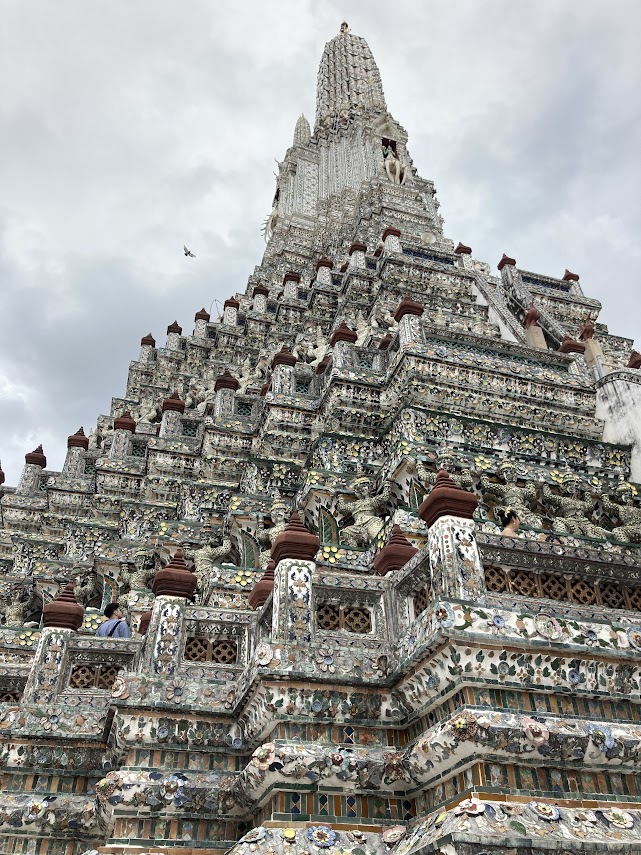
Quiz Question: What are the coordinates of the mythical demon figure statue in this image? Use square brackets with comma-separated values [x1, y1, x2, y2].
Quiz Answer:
[0, 575, 38, 627]
[336, 477, 392, 547]
[480, 461, 542, 529]
[257, 497, 290, 568]
[73, 567, 98, 606]
[542, 470, 609, 539]
[415, 446, 474, 491]
[600, 480, 641, 544]
[192, 525, 234, 592]
[384, 146, 406, 185]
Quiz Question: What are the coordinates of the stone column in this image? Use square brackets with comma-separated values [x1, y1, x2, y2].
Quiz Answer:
[314, 257, 334, 287]
[382, 227, 402, 254]
[223, 297, 240, 326]
[394, 295, 426, 349]
[193, 307, 211, 338]
[22, 627, 73, 705]
[159, 392, 185, 437]
[139, 333, 156, 363]
[418, 470, 483, 601]
[213, 370, 240, 418]
[165, 320, 183, 351]
[523, 301, 547, 349]
[63, 428, 89, 478]
[16, 445, 47, 495]
[253, 285, 270, 313]
[454, 241, 473, 271]
[109, 412, 136, 459]
[270, 347, 297, 394]
[348, 241, 367, 270]
[282, 271, 300, 300]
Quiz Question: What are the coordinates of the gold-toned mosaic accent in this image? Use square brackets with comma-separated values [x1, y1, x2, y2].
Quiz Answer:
[184, 636, 238, 664]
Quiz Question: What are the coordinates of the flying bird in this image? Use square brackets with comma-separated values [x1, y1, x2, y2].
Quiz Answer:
[184, 245, 196, 258]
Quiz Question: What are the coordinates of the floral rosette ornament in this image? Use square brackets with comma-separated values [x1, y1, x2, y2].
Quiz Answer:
[454, 798, 485, 816]
[626, 627, 641, 651]
[251, 743, 275, 771]
[534, 613, 563, 641]
[433, 602, 455, 628]
[382, 825, 406, 844]
[240, 827, 267, 843]
[254, 643, 273, 666]
[450, 711, 478, 742]
[587, 723, 615, 752]
[603, 808, 634, 829]
[522, 717, 549, 746]
[110, 675, 129, 700]
[307, 825, 337, 848]
[529, 801, 560, 821]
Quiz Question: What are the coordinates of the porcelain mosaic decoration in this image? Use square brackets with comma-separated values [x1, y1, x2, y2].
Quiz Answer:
[1, 21, 641, 855]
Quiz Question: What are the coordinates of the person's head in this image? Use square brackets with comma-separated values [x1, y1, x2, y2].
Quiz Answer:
[104, 603, 123, 619]
[499, 508, 520, 534]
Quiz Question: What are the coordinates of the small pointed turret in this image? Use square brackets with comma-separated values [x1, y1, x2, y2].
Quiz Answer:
[293, 113, 311, 146]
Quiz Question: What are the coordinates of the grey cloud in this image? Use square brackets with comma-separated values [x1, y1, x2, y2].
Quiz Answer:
[1, 0, 640, 484]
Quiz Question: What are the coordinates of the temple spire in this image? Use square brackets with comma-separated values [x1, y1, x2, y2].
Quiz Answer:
[315, 23, 387, 130]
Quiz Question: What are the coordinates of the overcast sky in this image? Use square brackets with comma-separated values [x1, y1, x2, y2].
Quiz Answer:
[1, 0, 640, 486]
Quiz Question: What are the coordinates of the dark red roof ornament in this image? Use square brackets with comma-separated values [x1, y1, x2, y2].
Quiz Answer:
[562, 269, 580, 282]
[523, 300, 540, 329]
[67, 427, 89, 450]
[558, 336, 586, 354]
[162, 392, 186, 414]
[270, 512, 320, 564]
[43, 582, 84, 630]
[271, 346, 297, 368]
[166, 320, 182, 334]
[214, 370, 240, 392]
[579, 316, 595, 341]
[497, 253, 516, 271]
[248, 559, 276, 609]
[454, 242, 472, 255]
[627, 350, 641, 369]
[140, 333, 156, 346]
[330, 322, 357, 346]
[152, 548, 197, 599]
[372, 525, 418, 576]
[25, 445, 47, 468]
[418, 470, 478, 528]
[194, 307, 210, 321]
[394, 295, 424, 322]
[113, 412, 137, 433]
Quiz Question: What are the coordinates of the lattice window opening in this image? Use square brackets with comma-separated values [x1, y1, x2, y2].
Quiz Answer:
[484, 565, 641, 614]
[236, 401, 254, 417]
[131, 442, 147, 459]
[413, 587, 430, 619]
[294, 378, 311, 395]
[0, 687, 23, 702]
[181, 421, 199, 437]
[316, 602, 373, 634]
[69, 663, 120, 691]
[184, 636, 239, 665]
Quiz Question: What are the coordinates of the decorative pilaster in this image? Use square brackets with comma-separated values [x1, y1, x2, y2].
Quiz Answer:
[418, 470, 483, 600]
[394, 295, 425, 349]
[382, 227, 402, 254]
[213, 370, 240, 418]
[270, 346, 297, 394]
[159, 392, 185, 437]
[282, 271, 300, 300]
[223, 297, 240, 326]
[139, 333, 156, 362]
[252, 285, 269, 313]
[314, 257, 333, 287]
[193, 307, 210, 338]
[63, 427, 89, 478]
[165, 320, 183, 351]
[109, 412, 136, 459]
[16, 445, 46, 495]
[348, 241, 367, 269]
[22, 627, 73, 705]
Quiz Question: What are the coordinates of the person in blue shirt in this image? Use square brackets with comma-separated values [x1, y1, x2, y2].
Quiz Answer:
[96, 603, 132, 638]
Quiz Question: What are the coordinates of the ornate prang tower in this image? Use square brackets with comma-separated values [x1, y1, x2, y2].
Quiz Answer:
[2, 23, 641, 855]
